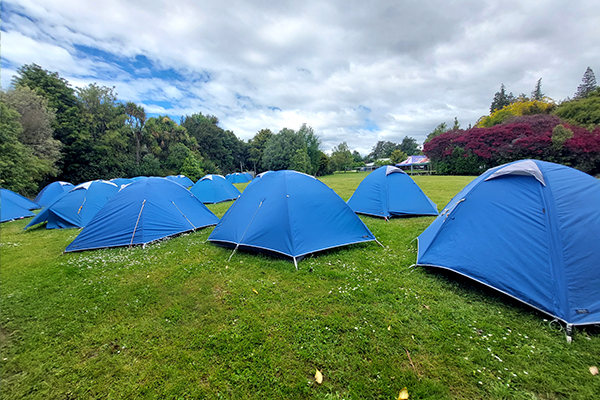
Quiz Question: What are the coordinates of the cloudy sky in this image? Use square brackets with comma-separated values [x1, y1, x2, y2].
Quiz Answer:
[2, 0, 599, 155]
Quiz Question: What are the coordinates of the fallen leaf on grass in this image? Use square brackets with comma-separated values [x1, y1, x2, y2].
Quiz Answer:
[397, 387, 409, 399]
[590, 366, 599, 375]
[388, 326, 391, 331]
[252, 288, 258, 294]
[315, 369, 323, 384]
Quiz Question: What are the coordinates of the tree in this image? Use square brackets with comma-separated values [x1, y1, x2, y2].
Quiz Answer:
[424, 122, 449, 144]
[452, 117, 461, 131]
[262, 128, 306, 171]
[390, 149, 408, 164]
[574, 67, 597, 99]
[290, 147, 312, 173]
[77, 83, 133, 180]
[298, 124, 322, 175]
[248, 128, 273, 173]
[179, 153, 205, 181]
[399, 136, 419, 155]
[330, 142, 353, 172]
[125, 101, 146, 167]
[0, 102, 47, 195]
[369, 140, 400, 159]
[477, 99, 556, 128]
[12, 64, 84, 182]
[531, 78, 544, 101]
[490, 83, 514, 113]
[0, 86, 61, 180]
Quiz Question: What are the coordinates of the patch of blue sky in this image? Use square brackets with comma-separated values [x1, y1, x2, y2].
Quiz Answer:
[362, 119, 379, 132]
[268, 106, 282, 112]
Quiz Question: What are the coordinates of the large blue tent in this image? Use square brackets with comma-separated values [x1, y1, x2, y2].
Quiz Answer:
[166, 174, 194, 188]
[34, 181, 75, 207]
[25, 180, 119, 229]
[65, 177, 219, 252]
[1, 197, 35, 223]
[416, 160, 600, 328]
[190, 174, 241, 203]
[1, 188, 40, 210]
[347, 166, 438, 218]
[208, 170, 377, 267]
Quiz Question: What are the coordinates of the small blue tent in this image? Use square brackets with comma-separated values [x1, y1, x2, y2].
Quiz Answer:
[347, 166, 438, 218]
[1, 197, 35, 223]
[65, 177, 219, 252]
[34, 181, 75, 206]
[416, 160, 600, 328]
[25, 180, 119, 229]
[208, 170, 376, 267]
[190, 174, 241, 203]
[166, 174, 194, 188]
[0, 188, 41, 210]
[226, 173, 251, 183]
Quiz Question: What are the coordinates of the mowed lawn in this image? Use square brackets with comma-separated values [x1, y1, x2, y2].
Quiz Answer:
[1, 173, 599, 399]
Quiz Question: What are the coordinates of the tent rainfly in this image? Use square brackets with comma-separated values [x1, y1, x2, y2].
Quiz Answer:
[34, 181, 75, 207]
[208, 170, 377, 268]
[1, 197, 35, 223]
[1, 188, 41, 210]
[190, 174, 241, 204]
[25, 180, 119, 229]
[347, 166, 438, 219]
[166, 174, 195, 188]
[416, 159, 600, 336]
[65, 177, 219, 252]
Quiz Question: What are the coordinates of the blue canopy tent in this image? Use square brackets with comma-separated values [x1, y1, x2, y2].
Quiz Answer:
[65, 177, 219, 252]
[25, 180, 119, 229]
[166, 174, 194, 188]
[0, 188, 41, 210]
[347, 166, 438, 219]
[416, 160, 600, 333]
[190, 174, 241, 204]
[1, 197, 35, 223]
[208, 170, 377, 268]
[34, 181, 75, 207]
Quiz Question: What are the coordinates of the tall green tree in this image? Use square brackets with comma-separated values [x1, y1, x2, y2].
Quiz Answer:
[399, 136, 419, 155]
[330, 142, 353, 172]
[490, 83, 515, 113]
[531, 78, 544, 101]
[124, 101, 146, 167]
[298, 124, 322, 174]
[425, 122, 449, 144]
[369, 140, 400, 159]
[574, 67, 598, 99]
[12, 64, 84, 182]
[248, 129, 273, 173]
[77, 83, 133, 180]
[0, 102, 48, 195]
[262, 128, 306, 171]
[0, 86, 61, 181]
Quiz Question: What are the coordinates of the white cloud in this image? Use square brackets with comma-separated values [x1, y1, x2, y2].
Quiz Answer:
[2, 0, 600, 154]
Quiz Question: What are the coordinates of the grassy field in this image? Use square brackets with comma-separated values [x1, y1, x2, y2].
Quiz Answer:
[1, 172, 599, 399]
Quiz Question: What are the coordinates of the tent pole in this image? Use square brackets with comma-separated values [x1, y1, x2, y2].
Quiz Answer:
[130, 199, 146, 247]
[228, 200, 264, 261]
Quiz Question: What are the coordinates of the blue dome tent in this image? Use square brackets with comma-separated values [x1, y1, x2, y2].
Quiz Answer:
[416, 160, 600, 332]
[166, 174, 194, 188]
[1, 197, 34, 223]
[226, 173, 251, 183]
[0, 188, 41, 210]
[65, 177, 219, 252]
[190, 174, 241, 204]
[25, 180, 119, 229]
[347, 166, 438, 219]
[208, 170, 377, 268]
[34, 181, 74, 206]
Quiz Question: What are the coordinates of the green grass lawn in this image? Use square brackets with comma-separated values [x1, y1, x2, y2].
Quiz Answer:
[1, 174, 599, 399]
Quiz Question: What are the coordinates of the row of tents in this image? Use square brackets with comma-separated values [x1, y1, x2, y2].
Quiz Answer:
[2, 160, 599, 330]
